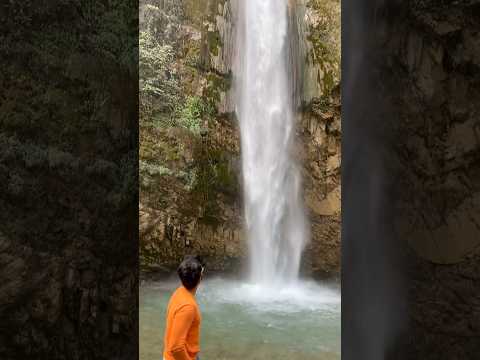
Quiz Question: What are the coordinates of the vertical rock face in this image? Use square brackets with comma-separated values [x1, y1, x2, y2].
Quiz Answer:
[291, 0, 341, 277]
[391, 4, 480, 268]
[368, 1, 480, 358]
[140, 0, 244, 274]
[297, 87, 341, 277]
[140, 0, 341, 277]
[290, 0, 341, 106]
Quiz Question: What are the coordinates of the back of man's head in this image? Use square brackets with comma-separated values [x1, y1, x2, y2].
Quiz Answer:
[177, 255, 204, 290]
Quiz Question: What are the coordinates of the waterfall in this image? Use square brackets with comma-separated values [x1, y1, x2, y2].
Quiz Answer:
[235, 0, 308, 285]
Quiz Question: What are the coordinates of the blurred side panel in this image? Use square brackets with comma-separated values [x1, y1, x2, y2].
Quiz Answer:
[342, 0, 480, 359]
[0, 1, 139, 359]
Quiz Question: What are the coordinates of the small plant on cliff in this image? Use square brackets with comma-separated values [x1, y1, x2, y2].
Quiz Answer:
[176, 96, 214, 134]
[140, 160, 173, 177]
[139, 30, 180, 122]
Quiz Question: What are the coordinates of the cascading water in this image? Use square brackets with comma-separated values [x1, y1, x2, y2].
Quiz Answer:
[140, 3, 341, 359]
[236, 0, 307, 285]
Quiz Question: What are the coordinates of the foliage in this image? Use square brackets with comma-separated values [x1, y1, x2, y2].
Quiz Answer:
[307, 0, 341, 94]
[308, 0, 340, 62]
[137, 0, 238, 230]
[140, 160, 173, 177]
[139, 30, 180, 121]
[176, 96, 214, 135]
[141, 2, 184, 46]
[177, 168, 197, 191]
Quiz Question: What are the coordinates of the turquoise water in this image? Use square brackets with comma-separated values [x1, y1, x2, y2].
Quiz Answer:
[140, 277, 341, 360]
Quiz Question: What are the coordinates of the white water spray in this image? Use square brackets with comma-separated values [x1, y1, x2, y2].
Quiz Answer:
[235, 0, 308, 285]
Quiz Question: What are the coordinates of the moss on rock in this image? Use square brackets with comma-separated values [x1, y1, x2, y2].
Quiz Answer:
[305, 0, 340, 98]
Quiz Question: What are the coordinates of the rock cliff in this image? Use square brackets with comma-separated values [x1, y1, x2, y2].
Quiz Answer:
[361, 1, 480, 358]
[392, 2, 480, 358]
[139, 0, 341, 277]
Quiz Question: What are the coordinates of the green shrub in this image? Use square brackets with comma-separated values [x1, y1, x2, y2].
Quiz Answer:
[139, 30, 180, 122]
[176, 96, 214, 134]
[139, 160, 173, 177]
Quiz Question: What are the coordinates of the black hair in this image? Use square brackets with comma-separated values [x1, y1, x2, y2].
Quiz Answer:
[177, 255, 204, 290]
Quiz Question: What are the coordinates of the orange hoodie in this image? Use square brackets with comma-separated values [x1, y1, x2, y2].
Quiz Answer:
[163, 286, 201, 360]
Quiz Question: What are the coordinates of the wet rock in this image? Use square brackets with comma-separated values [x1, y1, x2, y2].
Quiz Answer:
[377, 1, 480, 357]
[139, 0, 341, 278]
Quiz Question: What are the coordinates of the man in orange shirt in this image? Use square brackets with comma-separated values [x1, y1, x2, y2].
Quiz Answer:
[163, 255, 204, 360]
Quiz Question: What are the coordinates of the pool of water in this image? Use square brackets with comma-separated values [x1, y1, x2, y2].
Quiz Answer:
[140, 277, 341, 360]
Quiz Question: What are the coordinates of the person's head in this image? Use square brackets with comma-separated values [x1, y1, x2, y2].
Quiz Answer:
[177, 255, 205, 291]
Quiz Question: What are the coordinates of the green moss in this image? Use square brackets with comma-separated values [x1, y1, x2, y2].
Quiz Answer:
[140, 243, 171, 269]
[178, 168, 197, 191]
[305, 0, 340, 97]
[210, 148, 237, 192]
[214, 161, 237, 196]
[184, 0, 209, 27]
[162, 142, 181, 161]
[208, 0, 225, 17]
[207, 72, 231, 92]
[207, 29, 221, 57]
[140, 161, 173, 177]
[185, 0, 225, 25]
[184, 40, 202, 69]
[323, 70, 334, 95]
[174, 96, 214, 134]
[203, 71, 231, 113]
[179, 134, 238, 227]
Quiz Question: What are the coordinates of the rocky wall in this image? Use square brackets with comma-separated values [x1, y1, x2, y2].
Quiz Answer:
[374, 1, 480, 358]
[140, 0, 341, 277]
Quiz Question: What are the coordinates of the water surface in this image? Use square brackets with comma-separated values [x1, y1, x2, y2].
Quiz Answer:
[140, 278, 340, 360]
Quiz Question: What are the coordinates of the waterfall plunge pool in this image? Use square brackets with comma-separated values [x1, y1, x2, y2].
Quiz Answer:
[140, 277, 340, 360]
